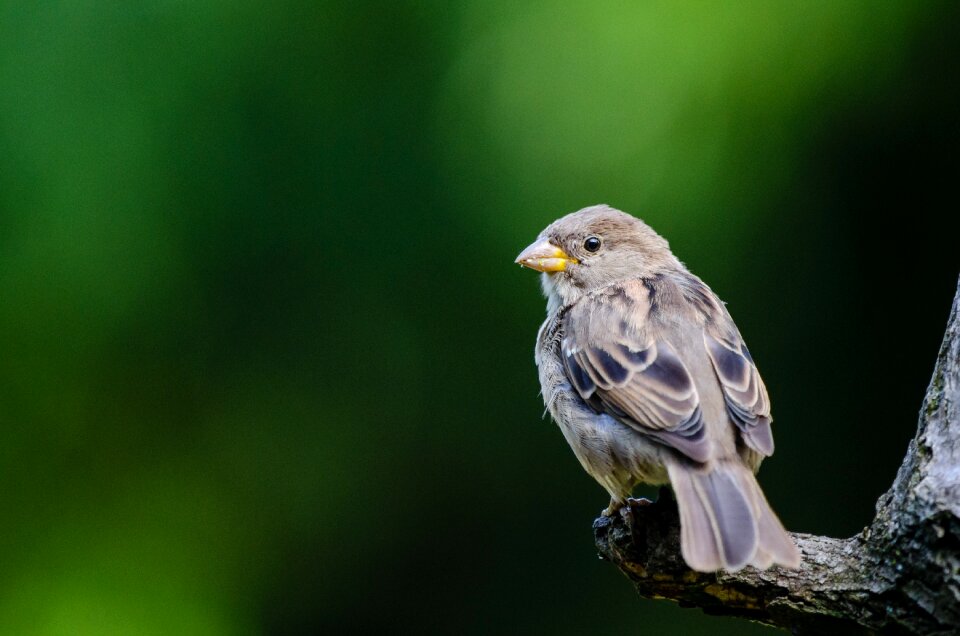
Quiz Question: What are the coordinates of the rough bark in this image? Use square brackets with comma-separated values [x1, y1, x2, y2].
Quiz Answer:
[593, 275, 960, 635]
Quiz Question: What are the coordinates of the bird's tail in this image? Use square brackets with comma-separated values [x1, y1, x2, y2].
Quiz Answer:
[666, 459, 801, 572]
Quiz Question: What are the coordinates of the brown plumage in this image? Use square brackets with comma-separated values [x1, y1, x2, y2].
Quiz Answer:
[516, 204, 800, 572]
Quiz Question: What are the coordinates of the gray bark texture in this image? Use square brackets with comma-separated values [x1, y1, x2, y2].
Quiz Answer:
[593, 275, 960, 635]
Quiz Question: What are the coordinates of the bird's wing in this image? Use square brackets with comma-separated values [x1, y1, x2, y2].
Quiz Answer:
[703, 314, 774, 456]
[561, 281, 710, 463]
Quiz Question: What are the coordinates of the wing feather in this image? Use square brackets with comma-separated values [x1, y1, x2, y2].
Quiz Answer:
[562, 282, 711, 463]
[704, 326, 774, 456]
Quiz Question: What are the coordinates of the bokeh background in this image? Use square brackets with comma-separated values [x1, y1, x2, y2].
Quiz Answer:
[1, 1, 959, 634]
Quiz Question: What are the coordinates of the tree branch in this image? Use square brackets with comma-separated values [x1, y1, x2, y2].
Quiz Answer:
[593, 275, 960, 635]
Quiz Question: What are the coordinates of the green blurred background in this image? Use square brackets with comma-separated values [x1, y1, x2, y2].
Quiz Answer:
[1, 1, 958, 634]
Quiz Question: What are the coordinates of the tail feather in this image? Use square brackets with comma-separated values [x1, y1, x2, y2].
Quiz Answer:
[667, 460, 800, 572]
[674, 470, 724, 571]
[749, 476, 802, 568]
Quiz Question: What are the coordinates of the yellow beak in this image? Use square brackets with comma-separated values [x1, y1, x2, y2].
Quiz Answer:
[515, 238, 578, 273]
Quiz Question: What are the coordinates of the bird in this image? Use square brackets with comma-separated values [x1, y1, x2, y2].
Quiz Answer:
[515, 204, 800, 572]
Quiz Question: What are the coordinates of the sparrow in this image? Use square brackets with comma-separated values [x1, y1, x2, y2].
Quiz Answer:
[516, 204, 800, 572]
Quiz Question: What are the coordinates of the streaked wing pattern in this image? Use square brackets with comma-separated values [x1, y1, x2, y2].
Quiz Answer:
[562, 285, 710, 463]
[704, 329, 774, 456]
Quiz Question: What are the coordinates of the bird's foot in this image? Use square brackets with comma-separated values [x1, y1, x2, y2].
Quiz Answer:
[601, 498, 625, 517]
[622, 498, 651, 522]
[602, 496, 653, 520]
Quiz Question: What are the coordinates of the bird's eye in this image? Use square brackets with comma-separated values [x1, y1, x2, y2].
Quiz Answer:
[583, 236, 601, 252]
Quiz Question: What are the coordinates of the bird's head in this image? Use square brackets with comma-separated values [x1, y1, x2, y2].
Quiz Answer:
[516, 204, 678, 308]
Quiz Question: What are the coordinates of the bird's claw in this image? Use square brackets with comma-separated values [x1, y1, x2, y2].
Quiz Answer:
[601, 496, 652, 519]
